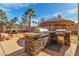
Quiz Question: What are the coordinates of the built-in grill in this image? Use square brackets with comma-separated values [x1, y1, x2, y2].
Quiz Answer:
[34, 28, 49, 36]
[24, 28, 49, 55]
[34, 28, 50, 48]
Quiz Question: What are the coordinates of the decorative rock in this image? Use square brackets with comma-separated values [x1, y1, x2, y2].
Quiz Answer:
[0, 33, 11, 41]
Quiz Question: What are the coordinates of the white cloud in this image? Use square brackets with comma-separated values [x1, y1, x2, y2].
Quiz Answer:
[0, 3, 36, 10]
[53, 12, 62, 17]
[52, 8, 77, 17]
[0, 6, 13, 19]
[0, 5, 11, 12]
[50, 8, 77, 20]
[0, 6, 14, 19]
[65, 8, 77, 15]
[75, 20, 78, 23]
[0, 3, 35, 20]
[0, 4, 30, 16]
[0, 3, 37, 19]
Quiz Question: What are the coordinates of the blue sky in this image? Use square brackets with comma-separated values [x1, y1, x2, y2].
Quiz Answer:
[0, 3, 78, 24]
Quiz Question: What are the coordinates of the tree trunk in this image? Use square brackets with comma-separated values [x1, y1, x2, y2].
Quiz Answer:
[29, 16, 31, 32]
[1, 29, 3, 33]
[0, 25, 3, 33]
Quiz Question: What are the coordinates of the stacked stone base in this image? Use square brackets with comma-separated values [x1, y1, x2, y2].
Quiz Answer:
[25, 34, 49, 56]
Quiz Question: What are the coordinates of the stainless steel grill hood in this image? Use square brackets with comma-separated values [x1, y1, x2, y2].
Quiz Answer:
[34, 28, 49, 36]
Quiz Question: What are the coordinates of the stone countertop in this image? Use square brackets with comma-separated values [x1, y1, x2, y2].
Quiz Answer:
[49, 31, 71, 36]
[49, 31, 71, 33]
[23, 33, 42, 39]
[23, 32, 41, 36]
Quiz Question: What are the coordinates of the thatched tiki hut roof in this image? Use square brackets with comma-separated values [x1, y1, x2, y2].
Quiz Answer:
[39, 18, 75, 31]
[39, 20, 74, 26]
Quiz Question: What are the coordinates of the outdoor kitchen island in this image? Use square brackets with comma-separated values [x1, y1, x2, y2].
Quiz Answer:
[24, 28, 71, 56]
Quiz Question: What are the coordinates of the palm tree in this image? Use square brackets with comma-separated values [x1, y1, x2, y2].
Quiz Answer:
[32, 20, 38, 27]
[18, 22, 22, 29]
[22, 8, 35, 32]
[0, 9, 8, 33]
[22, 16, 29, 29]
[0, 9, 8, 22]
[7, 17, 18, 33]
[11, 17, 18, 27]
[0, 21, 7, 33]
